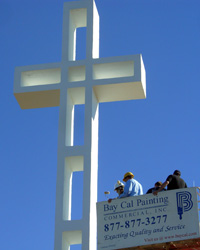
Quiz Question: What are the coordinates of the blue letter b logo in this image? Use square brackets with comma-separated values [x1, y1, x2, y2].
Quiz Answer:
[176, 191, 193, 220]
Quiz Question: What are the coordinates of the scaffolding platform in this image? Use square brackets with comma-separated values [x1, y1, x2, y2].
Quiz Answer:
[97, 187, 200, 250]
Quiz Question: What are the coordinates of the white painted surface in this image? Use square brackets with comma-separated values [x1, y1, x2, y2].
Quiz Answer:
[97, 187, 200, 250]
[13, 0, 146, 249]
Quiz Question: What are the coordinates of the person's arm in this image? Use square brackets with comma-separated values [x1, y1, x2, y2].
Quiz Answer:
[118, 180, 132, 198]
[153, 181, 169, 196]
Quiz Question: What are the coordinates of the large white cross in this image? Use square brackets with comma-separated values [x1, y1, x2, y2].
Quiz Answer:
[14, 0, 146, 249]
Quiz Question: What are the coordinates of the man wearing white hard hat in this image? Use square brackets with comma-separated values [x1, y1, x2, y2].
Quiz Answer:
[108, 180, 124, 203]
[118, 172, 143, 198]
[114, 180, 124, 196]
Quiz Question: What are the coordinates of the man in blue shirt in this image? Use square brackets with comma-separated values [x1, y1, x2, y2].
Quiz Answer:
[118, 172, 143, 198]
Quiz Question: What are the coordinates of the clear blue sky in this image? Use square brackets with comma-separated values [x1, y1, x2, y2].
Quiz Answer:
[1, 0, 200, 249]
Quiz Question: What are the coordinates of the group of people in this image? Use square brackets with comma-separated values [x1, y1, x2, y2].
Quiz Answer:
[108, 170, 187, 203]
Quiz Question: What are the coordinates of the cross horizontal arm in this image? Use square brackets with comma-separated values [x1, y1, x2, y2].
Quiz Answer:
[14, 54, 146, 109]
[14, 63, 62, 109]
[91, 54, 146, 102]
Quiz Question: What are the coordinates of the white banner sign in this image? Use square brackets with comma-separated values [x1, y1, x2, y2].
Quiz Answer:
[97, 187, 200, 250]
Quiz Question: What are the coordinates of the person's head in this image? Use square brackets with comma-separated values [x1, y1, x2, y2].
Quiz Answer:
[155, 181, 162, 187]
[114, 181, 124, 195]
[123, 172, 134, 182]
[173, 170, 181, 176]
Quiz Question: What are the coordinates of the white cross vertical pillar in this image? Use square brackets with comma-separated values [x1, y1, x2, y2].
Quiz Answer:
[13, 0, 146, 249]
[54, 1, 100, 249]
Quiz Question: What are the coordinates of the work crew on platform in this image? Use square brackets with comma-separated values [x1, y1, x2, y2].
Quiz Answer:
[107, 169, 188, 202]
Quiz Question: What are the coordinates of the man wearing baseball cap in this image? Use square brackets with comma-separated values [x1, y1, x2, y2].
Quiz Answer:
[153, 170, 187, 196]
[118, 172, 143, 198]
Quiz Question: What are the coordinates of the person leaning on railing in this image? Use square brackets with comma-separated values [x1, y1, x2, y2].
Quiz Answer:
[146, 181, 166, 194]
[153, 170, 187, 196]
